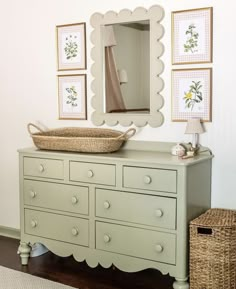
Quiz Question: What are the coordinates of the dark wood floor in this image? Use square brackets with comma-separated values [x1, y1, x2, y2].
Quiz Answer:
[0, 235, 174, 289]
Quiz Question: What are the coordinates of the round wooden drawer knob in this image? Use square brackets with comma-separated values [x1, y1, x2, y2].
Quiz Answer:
[71, 227, 79, 236]
[143, 175, 152, 184]
[103, 235, 111, 243]
[30, 191, 37, 198]
[103, 201, 110, 209]
[87, 170, 94, 178]
[155, 244, 163, 253]
[71, 196, 78, 204]
[155, 209, 163, 217]
[38, 164, 44, 173]
[30, 220, 37, 228]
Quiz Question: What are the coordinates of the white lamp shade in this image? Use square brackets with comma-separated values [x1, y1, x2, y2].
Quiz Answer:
[185, 118, 204, 134]
[103, 25, 117, 47]
[117, 69, 128, 84]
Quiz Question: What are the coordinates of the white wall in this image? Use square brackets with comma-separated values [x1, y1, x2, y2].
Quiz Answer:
[0, 0, 235, 229]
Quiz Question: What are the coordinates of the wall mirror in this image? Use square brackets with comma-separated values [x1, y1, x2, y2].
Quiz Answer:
[90, 6, 165, 127]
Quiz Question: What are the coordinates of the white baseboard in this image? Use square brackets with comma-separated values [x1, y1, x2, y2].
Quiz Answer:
[0, 226, 20, 239]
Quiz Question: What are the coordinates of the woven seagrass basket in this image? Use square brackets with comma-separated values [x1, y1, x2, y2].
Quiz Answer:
[27, 123, 136, 153]
[190, 208, 236, 289]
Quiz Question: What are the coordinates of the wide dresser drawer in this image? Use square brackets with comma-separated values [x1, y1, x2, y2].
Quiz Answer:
[123, 166, 177, 193]
[96, 189, 176, 229]
[24, 180, 89, 215]
[25, 209, 89, 246]
[70, 161, 116, 186]
[96, 222, 176, 264]
[24, 157, 64, 180]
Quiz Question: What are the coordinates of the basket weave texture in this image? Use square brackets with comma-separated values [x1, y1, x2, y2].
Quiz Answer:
[27, 123, 136, 153]
[190, 208, 236, 289]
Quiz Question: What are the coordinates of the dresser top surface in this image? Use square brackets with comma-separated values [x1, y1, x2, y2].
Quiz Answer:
[18, 141, 213, 167]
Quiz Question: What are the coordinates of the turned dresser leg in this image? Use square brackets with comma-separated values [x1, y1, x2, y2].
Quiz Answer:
[173, 277, 189, 289]
[18, 242, 31, 265]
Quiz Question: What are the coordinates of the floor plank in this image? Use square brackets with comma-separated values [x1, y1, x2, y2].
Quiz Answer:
[0, 236, 174, 289]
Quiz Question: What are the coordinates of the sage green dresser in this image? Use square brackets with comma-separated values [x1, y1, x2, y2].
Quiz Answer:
[18, 141, 213, 289]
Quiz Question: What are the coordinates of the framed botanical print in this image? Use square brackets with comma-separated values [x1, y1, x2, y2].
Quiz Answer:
[172, 7, 213, 64]
[56, 22, 86, 71]
[58, 74, 87, 120]
[172, 68, 212, 122]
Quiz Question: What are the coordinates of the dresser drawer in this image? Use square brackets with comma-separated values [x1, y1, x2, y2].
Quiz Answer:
[96, 222, 176, 264]
[24, 157, 64, 180]
[123, 166, 177, 193]
[96, 189, 176, 229]
[24, 180, 89, 215]
[70, 161, 116, 186]
[25, 209, 89, 246]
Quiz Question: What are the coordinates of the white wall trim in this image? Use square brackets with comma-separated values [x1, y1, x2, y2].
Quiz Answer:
[0, 226, 20, 239]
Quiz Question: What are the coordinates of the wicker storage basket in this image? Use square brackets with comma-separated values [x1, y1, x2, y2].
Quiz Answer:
[27, 123, 136, 153]
[190, 208, 236, 289]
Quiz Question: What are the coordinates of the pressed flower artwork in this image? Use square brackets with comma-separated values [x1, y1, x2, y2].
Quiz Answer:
[58, 74, 87, 120]
[64, 34, 79, 60]
[172, 68, 212, 122]
[183, 81, 203, 111]
[56, 23, 86, 70]
[172, 7, 212, 64]
[65, 85, 79, 108]
[183, 24, 199, 54]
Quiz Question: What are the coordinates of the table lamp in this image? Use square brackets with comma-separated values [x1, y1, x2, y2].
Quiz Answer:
[185, 118, 204, 149]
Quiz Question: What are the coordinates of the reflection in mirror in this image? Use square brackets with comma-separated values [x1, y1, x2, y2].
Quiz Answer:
[103, 21, 150, 114]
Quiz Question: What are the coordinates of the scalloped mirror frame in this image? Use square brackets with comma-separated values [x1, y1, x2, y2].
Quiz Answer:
[90, 5, 165, 127]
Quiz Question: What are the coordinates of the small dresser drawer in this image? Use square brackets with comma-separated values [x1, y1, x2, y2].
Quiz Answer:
[96, 189, 176, 229]
[24, 157, 64, 180]
[25, 209, 89, 246]
[70, 161, 116, 186]
[123, 166, 177, 193]
[96, 222, 176, 264]
[24, 180, 89, 215]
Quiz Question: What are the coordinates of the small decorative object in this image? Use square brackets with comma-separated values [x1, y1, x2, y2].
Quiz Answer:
[182, 148, 195, 159]
[56, 22, 86, 70]
[172, 7, 213, 64]
[172, 68, 212, 122]
[171, 143, 186, 157]
[58, 74, 87, 120]
[185, 118, 204, 150]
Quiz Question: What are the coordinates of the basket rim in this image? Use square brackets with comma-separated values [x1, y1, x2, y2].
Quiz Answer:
[32, 135, 125, 141]
[29, 126, 127, 141]
[31, 127, 123, 134]
[190, 208, 236, 227]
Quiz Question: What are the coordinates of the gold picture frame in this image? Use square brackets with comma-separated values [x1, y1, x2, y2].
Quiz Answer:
[172, 68, 212, 122]
[172, 7, 213, 65]
[58, 74, 87, 120]
[56, 22, 87, 71]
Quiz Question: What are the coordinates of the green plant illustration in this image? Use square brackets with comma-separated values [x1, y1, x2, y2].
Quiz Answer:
[183, 81, 203, 111]
[184, 24, 199, 53]
[65, 86, 78, 107]
[64, 35, 78, 60]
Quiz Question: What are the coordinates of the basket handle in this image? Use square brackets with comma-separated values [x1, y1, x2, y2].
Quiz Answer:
[117, 128, 136, 140]
[27, 123, 44, 136]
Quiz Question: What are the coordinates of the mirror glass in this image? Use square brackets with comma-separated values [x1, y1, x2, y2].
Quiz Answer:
[90, 6, 165, 127]
[103, 21, 150, 114]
